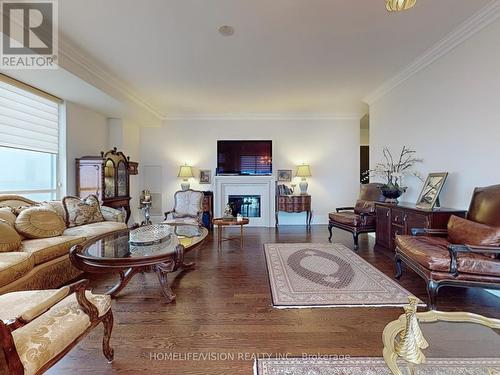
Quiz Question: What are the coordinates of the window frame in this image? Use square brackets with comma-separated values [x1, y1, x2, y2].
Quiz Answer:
[0, 76, 64, 201]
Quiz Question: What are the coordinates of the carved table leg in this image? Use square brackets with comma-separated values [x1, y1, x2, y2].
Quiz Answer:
[102, 310, 114, 363]
[107, 268, 141, 298]
[154, 262, 177, 303]
[217, 225, 222, 251]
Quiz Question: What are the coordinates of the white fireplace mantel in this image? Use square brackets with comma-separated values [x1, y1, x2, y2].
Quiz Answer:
[214, 175, 275, 227]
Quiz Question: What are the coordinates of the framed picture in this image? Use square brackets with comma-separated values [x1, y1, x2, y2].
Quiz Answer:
[199, 170, 211, 184]
[416, 172, 448, 209]
[277, 169, 293, 182]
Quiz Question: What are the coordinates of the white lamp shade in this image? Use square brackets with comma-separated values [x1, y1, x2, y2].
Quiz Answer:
[296, 164, 312, 178]
[178, 165, 194, 178]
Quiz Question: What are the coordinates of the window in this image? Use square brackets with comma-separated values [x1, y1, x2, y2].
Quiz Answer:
[0, 76, 62, 200]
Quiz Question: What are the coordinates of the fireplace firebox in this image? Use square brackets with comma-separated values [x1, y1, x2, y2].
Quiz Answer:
[228, 195, 261, 218]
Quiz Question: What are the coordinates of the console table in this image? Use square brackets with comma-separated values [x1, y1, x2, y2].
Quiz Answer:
[276, 195, 312, 227]
[375, 202, 466, 251]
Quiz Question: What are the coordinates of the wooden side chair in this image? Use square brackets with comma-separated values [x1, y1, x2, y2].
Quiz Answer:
[164, 189, 204, 225]
[0, 279, 113, 374]
[395, 184, 500, 310]
[328, 183, 386, 249]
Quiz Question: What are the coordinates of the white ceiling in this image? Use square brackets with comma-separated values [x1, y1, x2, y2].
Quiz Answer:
[59, 0, 491, 116]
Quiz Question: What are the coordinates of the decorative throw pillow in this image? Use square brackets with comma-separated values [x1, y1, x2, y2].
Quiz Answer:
[15, 207, 66, 239]
[0, 207, 16, 227]
[62, 195, 104, 228]
[354, 200, 376, 215]
[40, 201, 66, 222]
[0, 220, 22, 252]
[448, 215, 500, 247]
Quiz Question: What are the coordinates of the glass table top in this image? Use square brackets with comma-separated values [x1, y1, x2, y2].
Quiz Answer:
[414, 320, 500, 358]
[83, 224, 207, 260]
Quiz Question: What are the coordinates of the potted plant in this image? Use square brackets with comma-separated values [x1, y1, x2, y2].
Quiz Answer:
[367, 146, 422, 203]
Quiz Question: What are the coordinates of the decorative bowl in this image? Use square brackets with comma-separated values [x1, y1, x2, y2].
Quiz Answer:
[129, 224, 171, 246]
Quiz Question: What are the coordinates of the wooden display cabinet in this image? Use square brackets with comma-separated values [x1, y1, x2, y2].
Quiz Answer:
[76, 147, 137, 223]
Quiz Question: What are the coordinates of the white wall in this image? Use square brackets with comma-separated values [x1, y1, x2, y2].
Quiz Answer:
[370, 19, 500, 209]
[122, 120, 141, 223]
[65, 102, 108, 195]
[140, 117, 361, 225]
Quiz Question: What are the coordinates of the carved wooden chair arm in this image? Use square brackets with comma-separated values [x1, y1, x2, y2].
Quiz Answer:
[72, 279, 99, 322]
[164, 210, 175, 220]
[411, 228, 448, 237]
[336, 207, 355, 213]
[358, 212, 375, 217]
[447, 244, 500, 276]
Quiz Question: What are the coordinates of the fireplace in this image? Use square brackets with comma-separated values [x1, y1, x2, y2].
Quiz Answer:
[214, 175, 275, 227]
[228, 195, 261, 218]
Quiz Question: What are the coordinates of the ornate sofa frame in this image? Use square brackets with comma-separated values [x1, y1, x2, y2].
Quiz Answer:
[0, 279, 113, 374]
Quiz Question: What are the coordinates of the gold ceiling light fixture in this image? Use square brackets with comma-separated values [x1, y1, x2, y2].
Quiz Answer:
[386, 0, 417, 12]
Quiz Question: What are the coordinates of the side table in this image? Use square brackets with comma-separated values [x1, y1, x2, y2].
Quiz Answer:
[212, 218, 249, 251]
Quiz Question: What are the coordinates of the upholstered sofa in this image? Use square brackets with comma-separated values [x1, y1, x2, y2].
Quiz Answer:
[0, 195, 127, 294]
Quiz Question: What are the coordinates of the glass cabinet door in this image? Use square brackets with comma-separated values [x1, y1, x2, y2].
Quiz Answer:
[79, 163, 102, 200]
[104, 159, 116, 198]
[117, 161, 128, 197]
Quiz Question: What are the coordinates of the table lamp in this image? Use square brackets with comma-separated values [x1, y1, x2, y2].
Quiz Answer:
[296, 164, 312, 195]
[178, 164, 194, 190]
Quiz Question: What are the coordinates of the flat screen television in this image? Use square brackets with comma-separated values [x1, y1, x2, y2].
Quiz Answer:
[217, 140, 272, 175]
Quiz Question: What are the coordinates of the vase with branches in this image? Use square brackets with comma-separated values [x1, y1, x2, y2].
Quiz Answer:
[366, 146, 423, 203]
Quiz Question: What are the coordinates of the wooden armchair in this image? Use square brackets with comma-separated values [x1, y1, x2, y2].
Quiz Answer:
[328, 183, 386, 249]
[164, 189, 203, 225]
[0, 279, 113, 374]
[395, 184, 500, 310]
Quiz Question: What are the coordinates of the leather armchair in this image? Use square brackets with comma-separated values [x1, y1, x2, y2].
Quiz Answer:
[395, 184, 500, 310]
[164, 189, 204, 225]
[328, 183, 386, 249]
[0, 279, 113, 374]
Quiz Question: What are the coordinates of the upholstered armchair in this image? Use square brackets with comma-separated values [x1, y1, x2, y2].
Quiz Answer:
[164, 189, 204, 225]
[395, 184, 500, 310]
[0, 279, 113, 374]
[328, 183, 386, 249]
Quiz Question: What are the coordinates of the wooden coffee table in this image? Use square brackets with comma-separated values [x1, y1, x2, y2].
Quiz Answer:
[213, 217, 249, 251]
[69, 224, 207, 303]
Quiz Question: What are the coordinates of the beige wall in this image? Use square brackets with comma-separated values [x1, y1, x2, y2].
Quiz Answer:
[370, 19, 500, 210]
[65, 104, 142, 223]
[140, 117, 361, 225]
[360, 114, 369, 146]
[65, 102, 108, 196]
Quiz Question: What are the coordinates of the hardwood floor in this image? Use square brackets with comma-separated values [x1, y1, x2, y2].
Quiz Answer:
[50, 225, 500, 374]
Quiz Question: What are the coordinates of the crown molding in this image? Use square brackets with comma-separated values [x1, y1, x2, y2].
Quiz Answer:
[58, 37, 166, 120]
[363, 0, 500, 105]
[162, 112, 364, 121]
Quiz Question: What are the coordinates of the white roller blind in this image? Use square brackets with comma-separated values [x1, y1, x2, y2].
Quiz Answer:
[0, 80, 60, 154]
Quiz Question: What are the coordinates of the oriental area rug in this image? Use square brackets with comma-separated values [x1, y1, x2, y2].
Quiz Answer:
[254, 357, 500, 375]
[264, 243, 421, 308]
